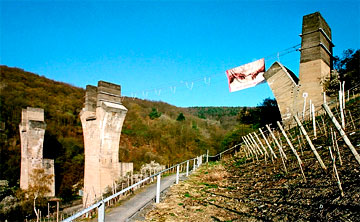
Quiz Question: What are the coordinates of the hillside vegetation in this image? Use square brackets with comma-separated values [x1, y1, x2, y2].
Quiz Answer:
[0, 65, 244, 201]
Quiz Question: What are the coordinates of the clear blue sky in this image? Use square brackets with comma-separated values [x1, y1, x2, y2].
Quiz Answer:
[1, 0, 359, 107]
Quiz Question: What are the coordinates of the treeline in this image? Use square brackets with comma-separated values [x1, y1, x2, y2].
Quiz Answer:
[0, 66, 85, 201]
[186, 106, 244, 130]
[186, 106, 242, 120]
[325, 49, 359, 95]
[118, 98, 228, 170]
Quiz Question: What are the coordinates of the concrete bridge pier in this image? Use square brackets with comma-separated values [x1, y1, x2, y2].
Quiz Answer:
[19, 107, 55, 196]
[80, 81, 133, 207]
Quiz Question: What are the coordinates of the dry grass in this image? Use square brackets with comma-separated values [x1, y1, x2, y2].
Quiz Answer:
[139, 162, 241, 222]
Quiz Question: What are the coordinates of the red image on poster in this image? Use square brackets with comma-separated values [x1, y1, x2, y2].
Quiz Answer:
[226, 58, 265, 92]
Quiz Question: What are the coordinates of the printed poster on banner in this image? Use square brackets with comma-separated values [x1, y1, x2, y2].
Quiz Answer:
[226, 58, 266, 92]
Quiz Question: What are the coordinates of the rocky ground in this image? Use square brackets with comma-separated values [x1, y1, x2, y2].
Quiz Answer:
[138, 98, 360, 222]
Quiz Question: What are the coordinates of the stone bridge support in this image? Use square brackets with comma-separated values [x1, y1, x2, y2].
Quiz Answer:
[80, 81, 133, 207]
[19, 107, 55, 196]
[297, 12, 333, 112]
[265, 12, 333, 126]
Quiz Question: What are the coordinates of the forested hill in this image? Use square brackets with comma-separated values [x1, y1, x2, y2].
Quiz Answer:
[186, 106, 248, 130]
[0, 65, 240, 200]
[0, 66, 85, 199]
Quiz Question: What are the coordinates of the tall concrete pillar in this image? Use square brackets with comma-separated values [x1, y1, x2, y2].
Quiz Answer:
[265, 12, 333, 126]
[80, 81, 133, 206]
[19, 107, 55, 196]
[297, 12, 333, 112]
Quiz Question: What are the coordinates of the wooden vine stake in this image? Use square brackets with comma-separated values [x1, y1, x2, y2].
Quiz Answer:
[316, 118, 323, 134]
[259, 128, 277, 159]
[243, 136, 258, 161]
[294, 115, 327, 171]
[342, 81, 345, 110]
[297, 135, 304, 156]
[312, 104, 316, 138]
[277, 121, 306, 182]
[244, 136, 256, 156]
[347, 110, 356, 130]
[322, 103, 360, 165]
[331, 128, 343, 166]
[249, 133, 264, 156]
[243, 144, 249, 158]
[329, 147, 344, 197]
[339, 88, 345, 129]
[253, 132, 269, 164]
[253, 132, 269, 157]
[242, 136, 253, 157]
[309, 99, 312, 121]
[320, 115, 328, 138]
[266, 124, 287, 173]
[266, 125, 287, 160]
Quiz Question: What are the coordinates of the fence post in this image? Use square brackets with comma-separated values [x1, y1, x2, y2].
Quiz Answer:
[193, 159, 196, 171]
[156, 174, 161, 203]
[98, 201, 105, 222]
[186, 160, 189, 176]
[176, 165, 180, 184]
[206, 150, 209, 163]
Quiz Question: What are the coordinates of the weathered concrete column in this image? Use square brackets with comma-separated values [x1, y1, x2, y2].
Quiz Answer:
[19, 107, 55, 196]
[264, 12, 333, 126]
[297, 12, 333, 113]
[80, 81, 132, 206]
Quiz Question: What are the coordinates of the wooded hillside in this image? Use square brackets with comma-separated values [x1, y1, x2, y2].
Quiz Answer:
[0, 65, 240, 201]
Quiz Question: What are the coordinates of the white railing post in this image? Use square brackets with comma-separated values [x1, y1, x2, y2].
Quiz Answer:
[193, 159, 196, 171]
[98, 201, 105, 222]
[176, 165, 180, 184]
[156, 174, 161, 203]
[206, 150, 209, 163]
[186, 160, 189, 176]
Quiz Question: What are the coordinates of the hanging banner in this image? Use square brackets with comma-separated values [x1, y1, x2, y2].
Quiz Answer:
[226, 58, 265, 92]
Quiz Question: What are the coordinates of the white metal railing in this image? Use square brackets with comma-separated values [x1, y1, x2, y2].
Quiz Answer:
[208, 143, 243, 160]
[63, 152, 210, 222]
[62, 143, 243, 222]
